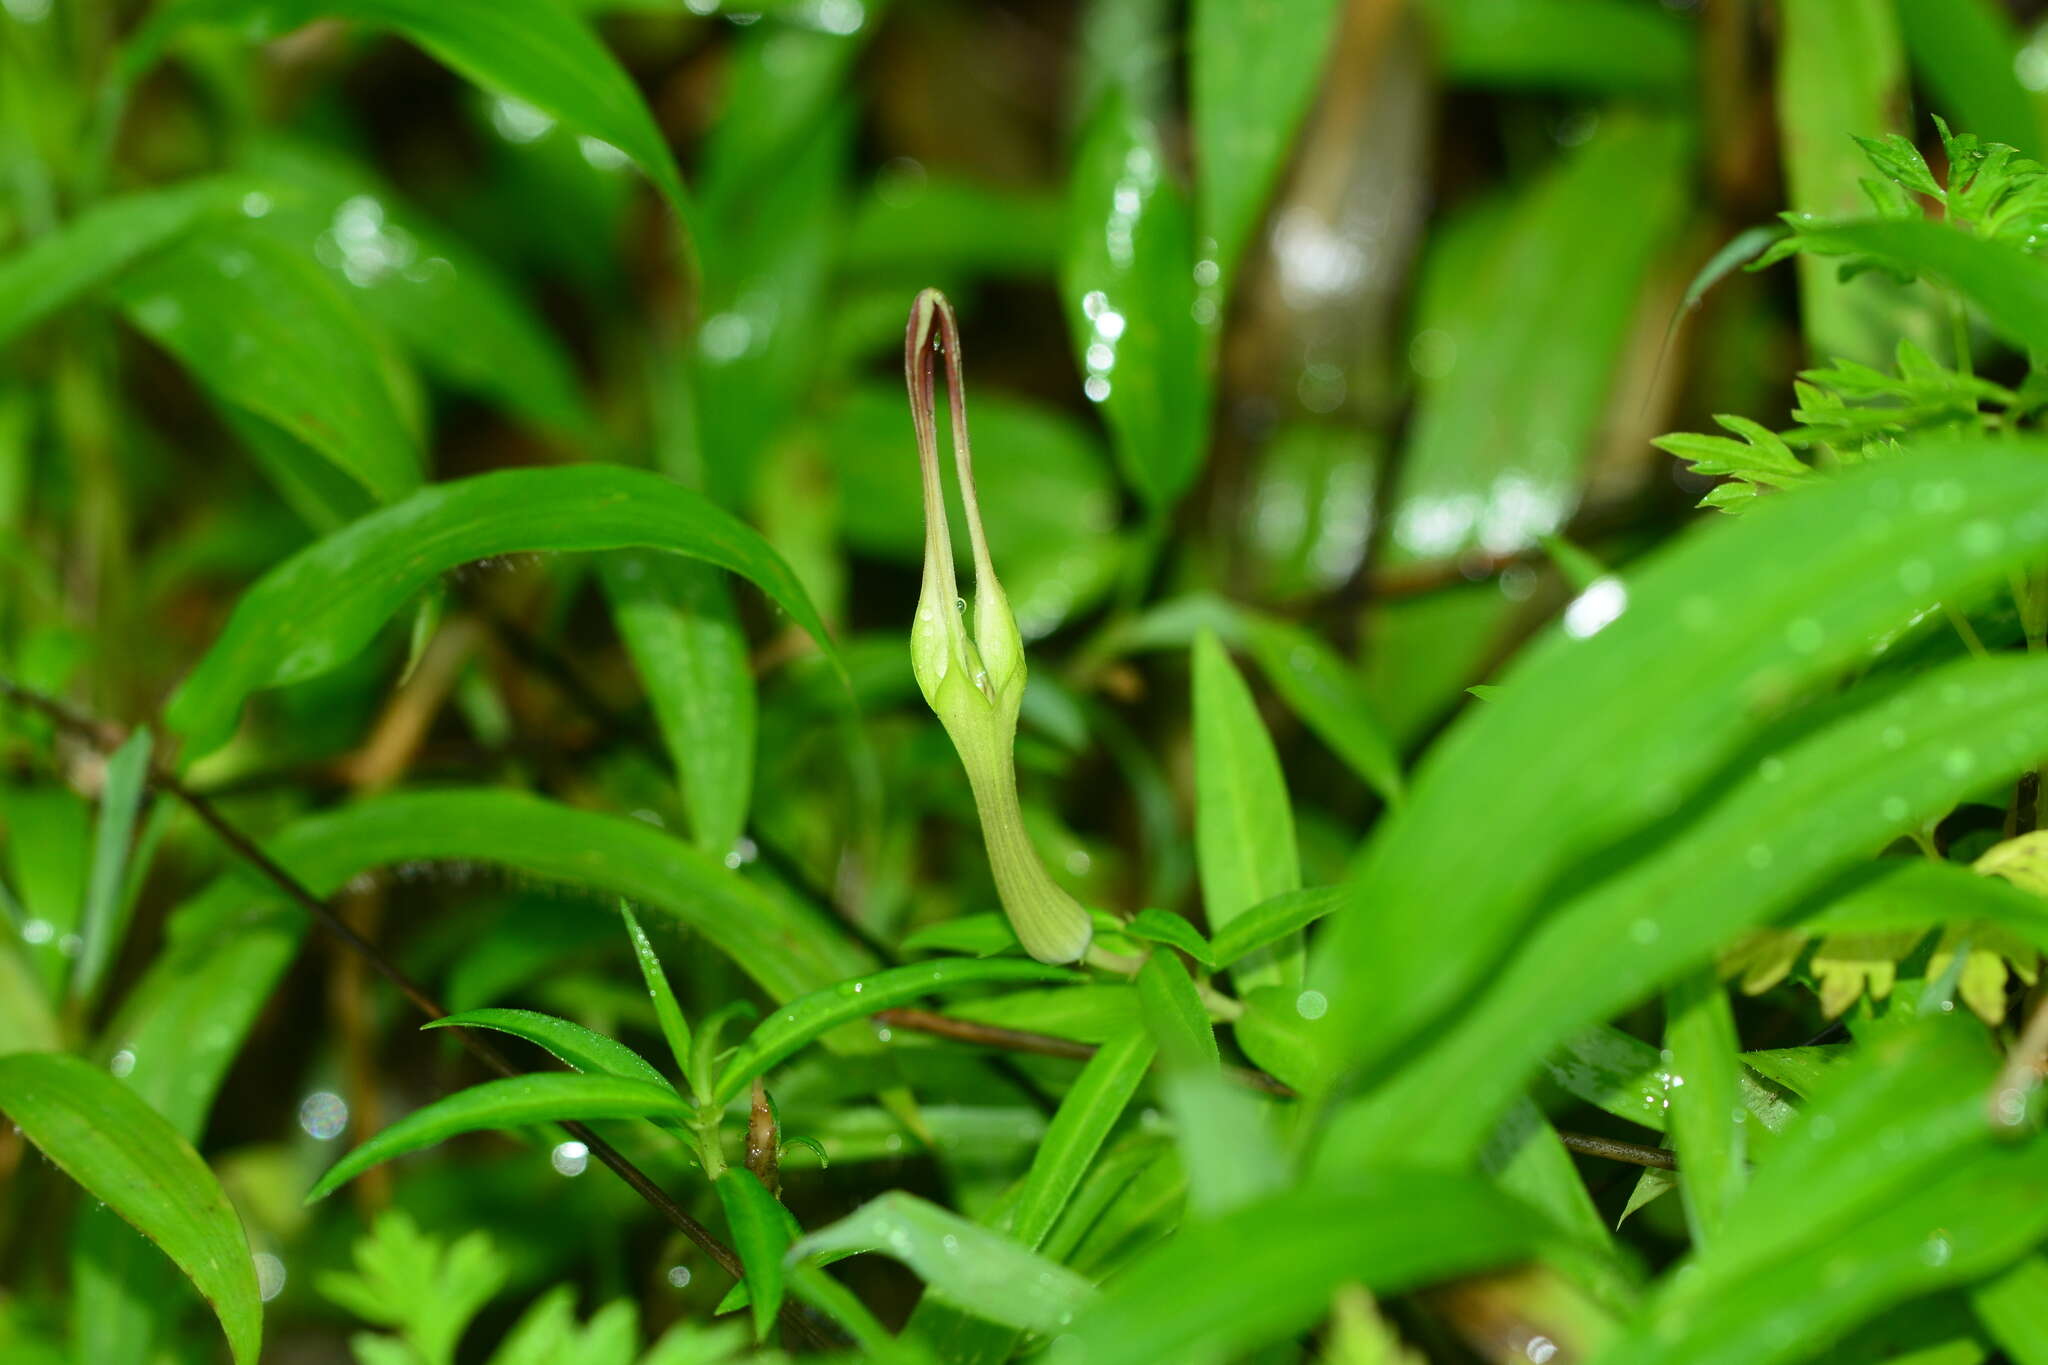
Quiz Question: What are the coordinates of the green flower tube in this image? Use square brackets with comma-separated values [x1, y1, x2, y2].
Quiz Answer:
[904, 289, 1093, 965]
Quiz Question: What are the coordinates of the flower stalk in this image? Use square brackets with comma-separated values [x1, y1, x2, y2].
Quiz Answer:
[905, 289, 1093, 965]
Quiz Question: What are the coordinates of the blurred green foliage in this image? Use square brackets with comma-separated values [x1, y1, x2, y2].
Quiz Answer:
[8, 2, 2048, 1363]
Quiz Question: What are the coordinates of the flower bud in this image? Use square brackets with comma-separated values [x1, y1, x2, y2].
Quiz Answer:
[905, 289, 1092, 965]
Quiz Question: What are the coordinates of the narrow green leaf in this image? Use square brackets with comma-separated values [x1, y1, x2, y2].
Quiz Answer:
[715, 959, 1072, 1103]
[307, 1073, 691, 1202]
[1332, 649, 2048, 1165]
[1777, 0, 1908, 363]
[899, 915, 1020, 958]
[1190, 0, 1343, 292]
[422, 1008, 669, 1090]
[241, 137, 598, 442]
[1063, 92, 1210, 512]
[1121, 909, 1213, 967]
[1484, 1099, 1615, 1257]
[1209, 884, 1343, 969]
[1894, 0, 2042, 159]
[0, 1052, 261, 1365]
[1136, 951, 1217, 1073]
[1317, 443, 2048, 1093]
[1193, 629, 1302, 990]
[113, 225, 422, 507]
[1663, 970, 1746, 1248]
[0, 179, 256, 346]
[944, 984, 1140, 1043]
[1057, 1172, 1556, 1364]
[1386, 114, 1689, 564]
[600, 553, 755, 858]
[1007, 1023, 1156, 1251]
[1600, 1020, 2048, 1365]
[166, 465, 840, 757]
[1973, 1256, 2048, 1365]
[1737, 1046, 1848, 1099]
[1161, 1068, 1286, 1219]
[790, 1192, 1094, 1335]
[71, 727, 152, 1005]
[242, 0, 691, 225]
[1241, 619, 1406, 808]
[715, 1169, 789, 1342]
[619, 905, 695, 1093]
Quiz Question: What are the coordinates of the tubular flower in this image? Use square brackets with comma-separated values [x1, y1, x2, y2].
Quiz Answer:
[905, 288, 1093, 965]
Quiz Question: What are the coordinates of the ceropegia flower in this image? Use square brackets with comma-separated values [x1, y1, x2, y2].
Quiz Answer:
[905, 288, 1092, 965]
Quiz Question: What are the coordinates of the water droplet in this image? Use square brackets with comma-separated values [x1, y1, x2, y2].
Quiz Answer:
[1882, 796, 1910, 822]
[1784, 617, 1824, 653]
[1921, 1231, 1952, 1267]
[253, 1252, 286, 1302]
[1898, 560, 1934, 594]
[109, 1050, 135, 1079]
[298, 1091, 348, 1141]
[239, 191, 272, 219]
[666, 1264, 692, 1288]
[1563, 577, 1628, 639]
[1526, 1336, 1558, 1364]
[1630, 918, 1660, 945]
[1295, 990, 1328, 1020]
[1943, 748, 1976, 779]
[551, 1140, 590, 1176]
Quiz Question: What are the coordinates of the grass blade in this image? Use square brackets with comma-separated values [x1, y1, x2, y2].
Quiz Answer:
[0, 1052, 261, 1365]
[1210, 885, 1343, 970]
[619, 904, 695, 1092]
[307, 1073, 692, 1201]
[1008, 1023, 1156, 1250]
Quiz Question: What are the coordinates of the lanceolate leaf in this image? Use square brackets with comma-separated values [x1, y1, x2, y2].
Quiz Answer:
[1210, 885, 1344, 969]
[307, 1073, 692, 1201]
[421, 1009, 670, 1089]
[0, 1052, 262, 1365]
[0, 178, 259, 346]
[715, 958, 1072, 1103]
[1662, 970, 1746, 1248]
[715, 1169, 790, 1342]
[1598, 1020, 2048, 1365]
[1063, 92, 1211, 513]
[790, 1192, 1094, 1335]
[166, 465, 840, 756]
[1193, 629, 1302, 990]
[600, 552, 756, 858]
[1333, 649, 2048, 1166]
[1315, 443, 2048, 1093]
[1189, 0, 1344, 292]
[1056, 1172, 1557, 1364]
[1007, 1024, 1156, 1250]
[125, 0, 692, 228]
[114, 224, 424, 508]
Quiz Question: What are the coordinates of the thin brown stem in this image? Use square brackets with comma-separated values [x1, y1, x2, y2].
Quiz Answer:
[0, 673, 835, 1351]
